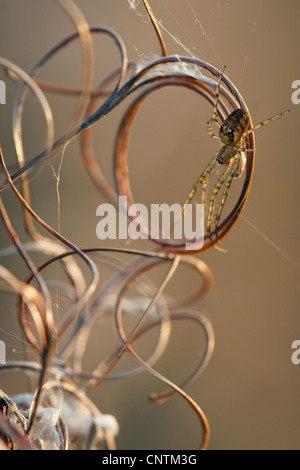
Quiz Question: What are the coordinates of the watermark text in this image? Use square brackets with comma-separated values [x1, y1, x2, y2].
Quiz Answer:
[291, 80, 300, 105]
[0, 80, 6, 104]
[291, 340, 300, 364]
[96, 196, 204, 250]
[0, 340, 6, 364]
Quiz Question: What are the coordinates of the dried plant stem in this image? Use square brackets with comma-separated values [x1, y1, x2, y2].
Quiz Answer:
[142, 0, 168, 57]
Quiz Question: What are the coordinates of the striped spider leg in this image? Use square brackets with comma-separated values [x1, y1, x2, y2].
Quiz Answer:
[182, 66, 290, 236]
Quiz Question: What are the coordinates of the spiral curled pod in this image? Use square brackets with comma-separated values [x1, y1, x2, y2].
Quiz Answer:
[114, 56, 255, 253]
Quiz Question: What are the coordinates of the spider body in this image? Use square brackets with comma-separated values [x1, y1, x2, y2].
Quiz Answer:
[216, 142, 242, 167]
[219, 108, 249, 148]
[216, 109, 250, 177]
[180, 67, 290, 238]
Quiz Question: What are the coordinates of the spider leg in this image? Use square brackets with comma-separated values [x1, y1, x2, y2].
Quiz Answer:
[212, 65, 226, 122]
[181, 154, 218, 216]
[207, 118, 220, 139]
[234, 150, 246, 178]
[207, 65, 227, 139]
[215, 159, 240, 229]
[206, 156, 239, 235]
[241, 109, 290, 140]
[170, 155, 219, 238]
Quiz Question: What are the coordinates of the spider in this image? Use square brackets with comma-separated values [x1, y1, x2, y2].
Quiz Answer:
[181, 66, 290, 236]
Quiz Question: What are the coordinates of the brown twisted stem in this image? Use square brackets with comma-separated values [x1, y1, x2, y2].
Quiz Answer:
[114, 65, 255, 253]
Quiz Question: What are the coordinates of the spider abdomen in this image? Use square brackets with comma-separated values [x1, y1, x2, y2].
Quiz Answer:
[219, 109, 249, 147]
[216, 146, 237, 165]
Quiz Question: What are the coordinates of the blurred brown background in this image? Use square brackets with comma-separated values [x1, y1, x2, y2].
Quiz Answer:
[0, 0, 299, 450]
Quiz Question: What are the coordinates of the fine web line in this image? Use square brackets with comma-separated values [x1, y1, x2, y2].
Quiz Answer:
[241, 216, 300, 272]
[184, 0, 223, 66]
[48, 143, 68, 352]
[0, 327, 36, 355]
